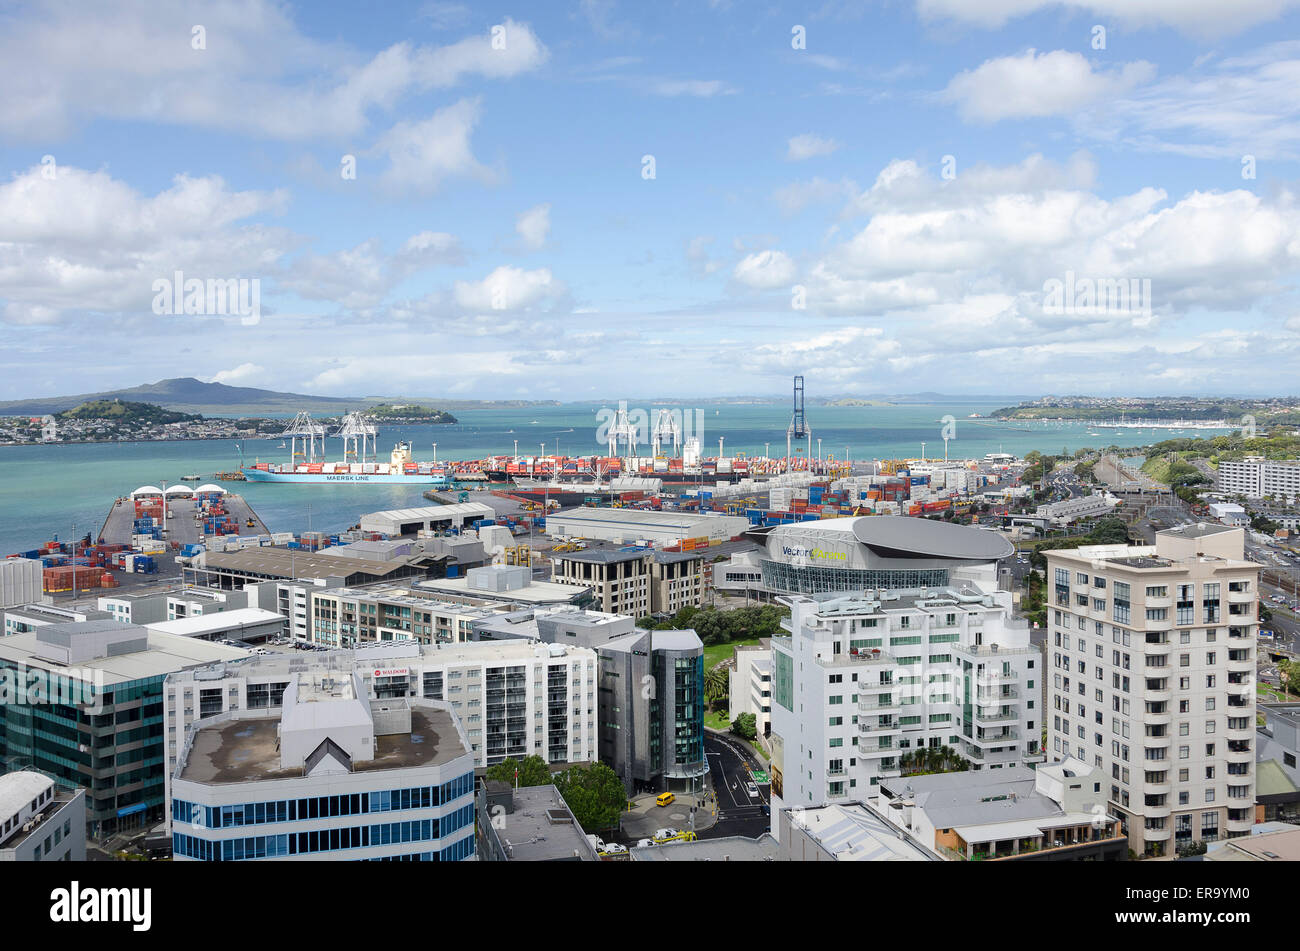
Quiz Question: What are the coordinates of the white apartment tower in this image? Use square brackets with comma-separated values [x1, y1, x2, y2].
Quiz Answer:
[770, 584, 1043, 816]
[1043, 523, 1259, 857]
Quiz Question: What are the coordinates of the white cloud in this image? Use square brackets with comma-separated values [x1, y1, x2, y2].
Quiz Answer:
[651, 79, 738, 97]
[773, 177, 859, 214]
[372, 98, 495, 194]
[516, 204, 552, 250]
[787, 134, 841, 161]
[916, 0, 1300, 36]
[734, 250, 797, 289]
[0, 4, 548, 141]
[210, 363, 267, 385]
[0, 164, 290, 325]
[453, 265, 564, 312]
[944, 50, 1156, 122]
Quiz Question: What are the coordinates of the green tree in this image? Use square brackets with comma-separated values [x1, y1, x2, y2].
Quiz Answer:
[484, 755, 552, 787]
[730, 712, 757, 741]
[554, 762, 627, 833]
[705, 666, 729, 708]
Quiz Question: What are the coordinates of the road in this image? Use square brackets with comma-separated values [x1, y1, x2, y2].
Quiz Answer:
[701, 733, 770, 840]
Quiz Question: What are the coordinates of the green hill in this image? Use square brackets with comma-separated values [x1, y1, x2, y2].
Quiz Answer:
[59, 400, 201, 424]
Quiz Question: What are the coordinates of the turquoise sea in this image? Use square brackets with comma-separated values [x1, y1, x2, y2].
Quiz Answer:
[0, 400, 1229, 554]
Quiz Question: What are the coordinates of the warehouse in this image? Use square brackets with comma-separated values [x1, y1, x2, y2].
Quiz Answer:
[544, 507, 748, 547]
[145, 607, 286, 643]
[358, 503, 495, 537]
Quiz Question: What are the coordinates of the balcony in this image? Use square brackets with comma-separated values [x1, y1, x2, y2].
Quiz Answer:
[858, 719, 903, 737]
[1226, 655, 1254, 674]
[953, 643, 1038, 659]
[977, 685, 1018, 701]
[1227, 588, 1255, 604]
[1142, 826, 1172, 842]
[844, 649, 897, 666]
[974, 708, 1018, 723]
[1144, 686, 1172, 703]
[970, 731, 1019, 748]
[1144, 709, 1172, 726]
[1142, 780, 1171, 797]
[858, 741, 897, 757]
[1225, 745, 1254, 764]
[858, 696, 901, 713]
[1226, 814, 1254, 834]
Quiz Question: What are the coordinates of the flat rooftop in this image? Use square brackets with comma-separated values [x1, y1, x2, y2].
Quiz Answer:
[414, 576, 585, 604]
[0, 629, 250, 684]
[788, 803, 934, 861]
[493, 785, 593, 861]
[631, 834, 781, 862]
[201, 548, 422, 580]
[179, 706, 464, 784]
[146, 607, 283, 637]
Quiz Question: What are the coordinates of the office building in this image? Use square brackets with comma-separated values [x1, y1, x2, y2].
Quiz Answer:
[875, 758, 1125, 861]
[3, 603, 113, 637]
[551, 549, 653, 617]
[0, 620, 248, 835]
[163, 639, 598, 816]
[650, 551, 706, 615]
[0, 770, 86, 861]
[1043, 523, 1260, 857]
[171, 671, 476, 861]
[471, 606, 705, 794]
[308, 583, 522, 648]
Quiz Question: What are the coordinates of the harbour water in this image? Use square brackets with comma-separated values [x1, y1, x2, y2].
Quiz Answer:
[0, 400, 1231, 554]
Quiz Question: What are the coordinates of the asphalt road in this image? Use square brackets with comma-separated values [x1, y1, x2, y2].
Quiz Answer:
[701, 733, 770, 840]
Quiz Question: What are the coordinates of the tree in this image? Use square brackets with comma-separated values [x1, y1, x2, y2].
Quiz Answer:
[730, 712, 757, 741]
[705, 665, 729, 708]
[484, 755, 552, 788]
[554, 762, 627, 833]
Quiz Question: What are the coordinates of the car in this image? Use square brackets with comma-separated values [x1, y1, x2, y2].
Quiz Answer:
[746, 782, 759, 798]
[655, 791, 675, 807]
[653, 828, 679, 840]
[636, 838, 657, 849]
[600, 843, 628, 856]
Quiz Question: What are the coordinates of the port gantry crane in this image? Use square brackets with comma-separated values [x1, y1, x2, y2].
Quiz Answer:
[607, 400, 639, 460]
[333, 411, 378, 463]
[786, 375, 811, 473]
[651, 408, 682, 457]
[280, 411, 328, 464]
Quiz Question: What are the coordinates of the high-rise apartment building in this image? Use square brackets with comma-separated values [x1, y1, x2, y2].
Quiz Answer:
[1043, 524, 1259, 857]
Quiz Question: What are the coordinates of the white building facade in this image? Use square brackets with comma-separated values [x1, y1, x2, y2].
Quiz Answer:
[1043, 524, 1259, 857]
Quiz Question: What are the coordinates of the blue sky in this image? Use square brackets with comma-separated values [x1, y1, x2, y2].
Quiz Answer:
[2, 0, 1300, 401]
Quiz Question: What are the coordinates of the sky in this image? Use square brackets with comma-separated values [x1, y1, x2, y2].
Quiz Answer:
[2, 0, 1300, 401]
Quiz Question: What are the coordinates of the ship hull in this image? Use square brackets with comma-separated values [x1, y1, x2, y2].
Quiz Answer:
[242, 468, 447, 485]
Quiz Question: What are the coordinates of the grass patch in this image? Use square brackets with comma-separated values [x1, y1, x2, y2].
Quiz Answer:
[705, 709, 731, 731]
[703, 637, 763, 671]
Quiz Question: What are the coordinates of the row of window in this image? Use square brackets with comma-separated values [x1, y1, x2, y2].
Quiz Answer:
[172, 810, 474, 861]
[171, 773, 473, 830]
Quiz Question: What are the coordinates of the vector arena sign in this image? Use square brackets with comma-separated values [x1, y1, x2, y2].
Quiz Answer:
[782, 545, 847, 562]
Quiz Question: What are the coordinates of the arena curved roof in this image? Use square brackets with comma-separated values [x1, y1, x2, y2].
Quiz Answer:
[850, 516, 1014, 561]
[767, 516, 1013, 562]
[130, 485, 164, 498]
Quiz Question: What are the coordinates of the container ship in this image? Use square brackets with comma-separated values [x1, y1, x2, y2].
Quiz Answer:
[241, 412, 449, 485]
[243, 444, 450, 484]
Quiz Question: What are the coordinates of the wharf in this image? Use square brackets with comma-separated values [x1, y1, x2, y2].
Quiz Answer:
[98, 492, 271, 549]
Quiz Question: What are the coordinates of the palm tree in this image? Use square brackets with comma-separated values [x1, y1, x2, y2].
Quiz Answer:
[704, 666, 729, 709]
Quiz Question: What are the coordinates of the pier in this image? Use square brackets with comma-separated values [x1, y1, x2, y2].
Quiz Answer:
[98, 491, 271, 549]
